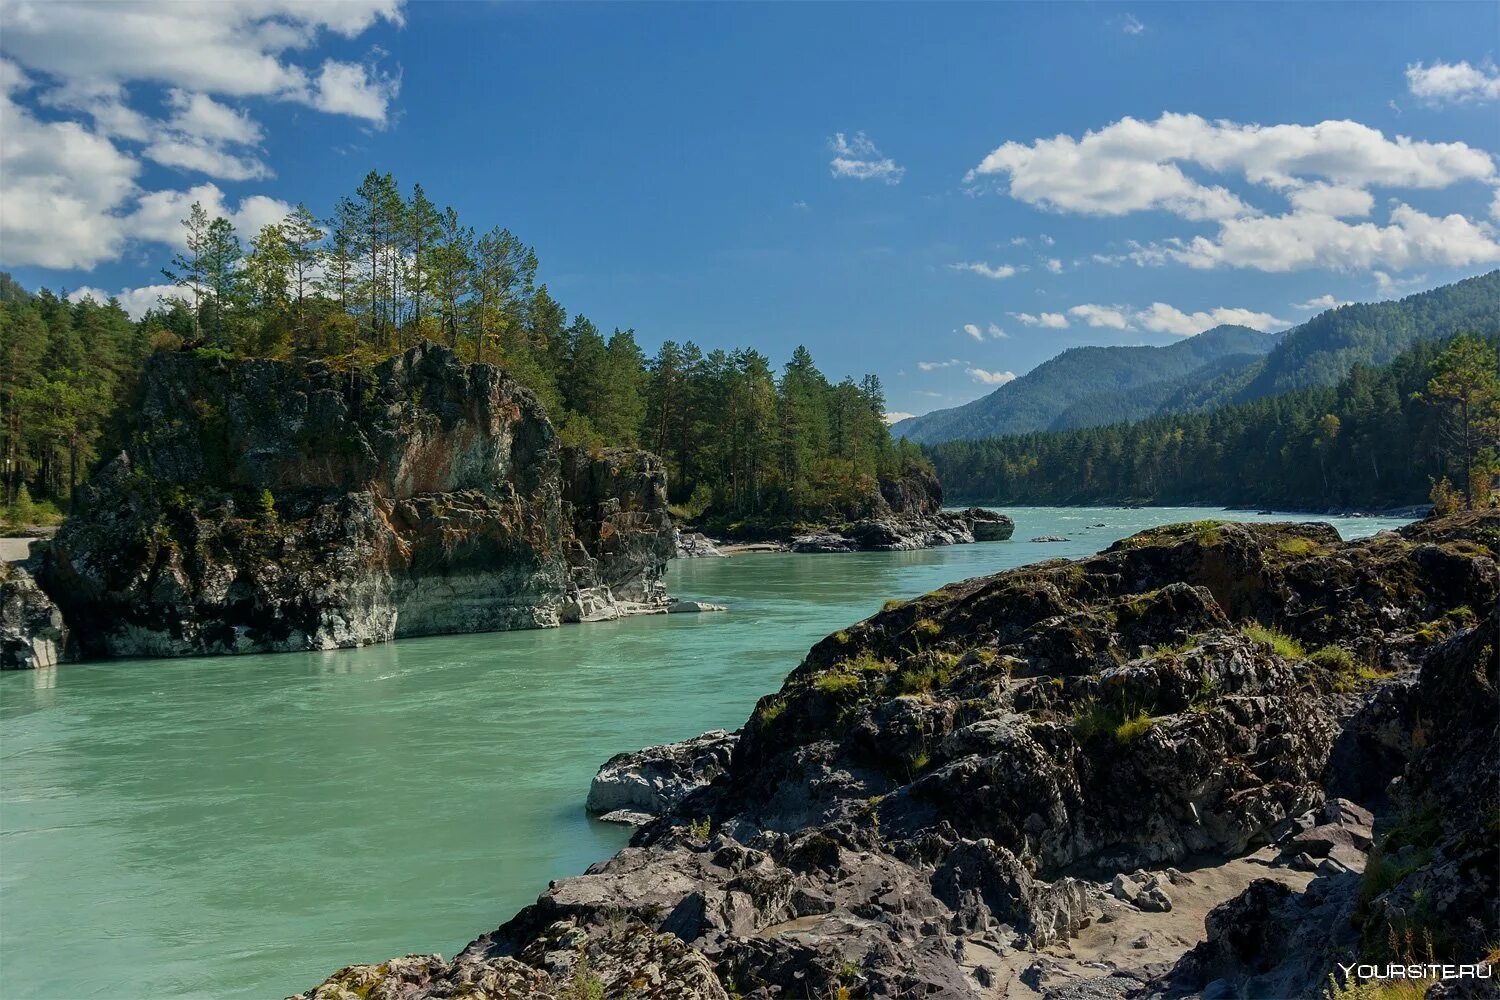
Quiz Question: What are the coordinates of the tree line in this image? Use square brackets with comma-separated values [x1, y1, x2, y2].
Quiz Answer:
[0, 171, 922, 530]
[923, 335, 1500, 513]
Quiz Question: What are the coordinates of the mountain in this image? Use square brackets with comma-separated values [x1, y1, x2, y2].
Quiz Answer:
[896, 270, 1500, 445]
[1221, 269, 1500, 404]
[891, 325, 1277, 444]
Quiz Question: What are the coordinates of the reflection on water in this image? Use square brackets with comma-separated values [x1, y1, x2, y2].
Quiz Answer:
[0, 506, 1412, 999]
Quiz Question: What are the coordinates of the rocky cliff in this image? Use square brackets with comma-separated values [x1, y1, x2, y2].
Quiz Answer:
[39, 344, 677, 659]
[294, 511, 1498, 999]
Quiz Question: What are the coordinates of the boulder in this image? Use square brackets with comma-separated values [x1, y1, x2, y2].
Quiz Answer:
[586, 730, 739, 819]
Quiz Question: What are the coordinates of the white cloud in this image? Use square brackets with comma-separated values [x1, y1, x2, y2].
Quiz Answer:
[0, 83, 140, 268]
[971, 113, 1494, 216]
[1008, 236, 1030, 247]
[967, 112, 1498, 274]
[883, 411, 916, 424]
[1291, 293, 1350, 311]
[1374, 270, 1429, 296]
[792, 199, 809, 210]
[1132, 302, 1284, 336]
[968, 367, 1017, 385]
[1013, 311, 1069, 328]
[1149, 203, 1500, 272]
[1121, 14, 1145, 35]
[1067, 304, 1130, 329]
[67, 282, 179, 320]
[962, 322, 1009, 341]
[1284, 182, 1373, 218]
[127, 184, 295, 248]
[309, 60, 399, 124]
[949, 261, 1020, 280]
[1406, 60, 1500, 104]
[0, 2, 400, 270]
[917, 358, 964, 371]
[829, 131, 904, 184]
[1044, 257, 1063, 273]
[0, 1, 403, 103]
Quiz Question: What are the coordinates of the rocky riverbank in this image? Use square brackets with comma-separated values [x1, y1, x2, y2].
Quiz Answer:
[293, 510, 1498, 999]
[692, 467, 1015, 555]
[28, 344, 682, 661]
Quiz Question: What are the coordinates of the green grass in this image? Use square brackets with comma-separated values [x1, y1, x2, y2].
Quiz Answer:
[843, 651, 896, 675]
[892, 653, 958, 695]
[1277, 536, 1322, 557]
[881, 598, 905, 613]
[813, 671, 863, 697]
[757, 698, 786, 728]
[1310, 645, 1391, 691]
[1241, 622, 1306, 659]
[913, 617, 942, 637]
[1072, 696, 1156, 744]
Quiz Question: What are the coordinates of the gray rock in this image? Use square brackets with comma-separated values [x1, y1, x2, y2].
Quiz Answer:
[674, 530, 726, 558]
[0, 561, 68, 668]
[39, 345, 678, 659]
[586, 729, 739, 817]
[667, 600, 729, 614]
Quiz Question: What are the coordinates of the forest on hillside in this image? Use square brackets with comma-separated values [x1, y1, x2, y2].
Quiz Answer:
[925, 334, 1500, 512]
[0, 173, 921, 532]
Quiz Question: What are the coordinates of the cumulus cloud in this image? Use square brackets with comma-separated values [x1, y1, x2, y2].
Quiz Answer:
[829, 131, 904, 184]
[1044, 257, 1063, 273]
[1406, 60, 1500, 104]
[1012, 311, 1069, 328]
[917, 359, 964, 371]
[128, 183, 295, 248]
[1291, 293, 1351, 312]
[949, 261, 1020, 280]
[883, 411, 916, 424]
[1067, 304, 1130, 329]
[1132, 302, 1285, 336]
[67, 282, 179, 320]
[0, 1, 402, 270]
[1143, 203, 1500, 272]
[968, 367, 1017, 385]
[967, 111, 1498, 274]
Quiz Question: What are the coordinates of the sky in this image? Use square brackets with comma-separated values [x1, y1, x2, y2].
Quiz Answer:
[2, 1, 1499, 421]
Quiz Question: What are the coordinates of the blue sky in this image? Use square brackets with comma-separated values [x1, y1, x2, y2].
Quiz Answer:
[3, 1, 1499, 419]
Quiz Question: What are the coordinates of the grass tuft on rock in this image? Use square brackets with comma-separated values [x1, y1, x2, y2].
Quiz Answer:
[1241, 622, 1306, 659]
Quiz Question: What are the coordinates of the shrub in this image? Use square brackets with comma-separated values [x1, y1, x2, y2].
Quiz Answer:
[1241, 623, 1306, 659]
[567, 956, 605, 1000]
[813, 671, 862, 697]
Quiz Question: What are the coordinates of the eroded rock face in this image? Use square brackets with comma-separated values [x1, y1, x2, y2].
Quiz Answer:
[0, 560, 69, 668]
[41, 344, 676, 658]
[297, 511, 1499, 997]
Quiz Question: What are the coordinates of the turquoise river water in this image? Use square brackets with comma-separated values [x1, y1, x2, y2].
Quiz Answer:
[0, 507, 1413, 999]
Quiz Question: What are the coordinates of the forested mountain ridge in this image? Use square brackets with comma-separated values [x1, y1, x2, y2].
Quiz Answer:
[925, 333, 1500, 512]
[898, 271, 1500, 445]
[1228, 269, 1500, 402]
[890, 324, 1279, 444]
[0, 171, 926, 534]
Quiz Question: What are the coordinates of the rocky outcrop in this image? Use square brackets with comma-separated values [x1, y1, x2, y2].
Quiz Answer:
[587, 730, 740, 824]
[40, 344, 677, 658]
[789, 477, 1015, 552]
[295, 511, 1498, 998]
[1, 560, 69, 668]
[675, 530, 726, 558]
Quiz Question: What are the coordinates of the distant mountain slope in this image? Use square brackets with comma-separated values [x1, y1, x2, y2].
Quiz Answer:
[1222, 270, 1500, 405]
[896, 270, 1500, 445]
[891, 325, 1276, 444]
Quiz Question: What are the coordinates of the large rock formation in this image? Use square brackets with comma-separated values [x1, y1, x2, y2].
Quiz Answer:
[40, 344, 676, 658]
[294, 511, 1499, 999]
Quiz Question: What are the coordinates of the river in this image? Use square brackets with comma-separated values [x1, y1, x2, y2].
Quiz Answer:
[0, 506, 1413, 999]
